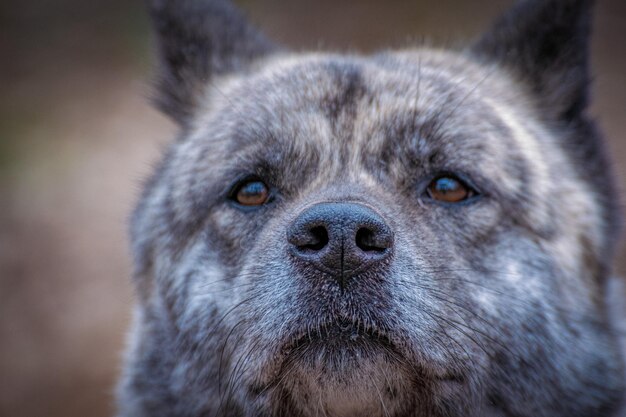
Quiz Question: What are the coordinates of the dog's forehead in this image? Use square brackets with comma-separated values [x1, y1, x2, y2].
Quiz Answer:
[187, 50, 537, 182]
[170, 49, 591, 244]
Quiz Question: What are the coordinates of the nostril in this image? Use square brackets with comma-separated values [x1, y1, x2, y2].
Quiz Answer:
[288, 203, 393, 270]
[299, 226, 329, 251]
[355, 227, 389, 252]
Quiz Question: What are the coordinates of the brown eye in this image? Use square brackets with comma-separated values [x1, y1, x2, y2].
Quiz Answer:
[234, 180, 270, 206]
[426, 176, 473, 203]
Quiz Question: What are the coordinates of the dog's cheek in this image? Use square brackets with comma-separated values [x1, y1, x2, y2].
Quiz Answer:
[385, 209, 555, 375]
[205, 209, 299, 381]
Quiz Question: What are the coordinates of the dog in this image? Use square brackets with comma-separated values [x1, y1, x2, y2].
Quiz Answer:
[116, 0, 626, 416]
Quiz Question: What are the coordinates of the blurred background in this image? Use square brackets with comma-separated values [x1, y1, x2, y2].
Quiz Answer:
[1, 0, 625, 416]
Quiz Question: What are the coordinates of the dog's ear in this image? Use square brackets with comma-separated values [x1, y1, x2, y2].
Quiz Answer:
[146, 0, 278, 127]
[472, 0, 593, 122]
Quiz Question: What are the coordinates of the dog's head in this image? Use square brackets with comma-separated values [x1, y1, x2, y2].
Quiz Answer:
[121, 1, 625, 416]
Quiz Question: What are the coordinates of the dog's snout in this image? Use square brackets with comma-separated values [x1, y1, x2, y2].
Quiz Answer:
[287, 202, 393, 281]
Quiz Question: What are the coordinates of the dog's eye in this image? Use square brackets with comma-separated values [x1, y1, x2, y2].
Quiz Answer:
[232, 179, 270, 206]
[426, 175, 474, 203]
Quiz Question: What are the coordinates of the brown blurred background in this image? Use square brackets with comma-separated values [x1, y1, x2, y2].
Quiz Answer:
[1, 1, 625, 416]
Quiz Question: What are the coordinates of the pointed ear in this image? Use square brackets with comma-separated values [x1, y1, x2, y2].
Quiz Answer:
[147, 0, 278, 127]
[471, 0, 593, 122]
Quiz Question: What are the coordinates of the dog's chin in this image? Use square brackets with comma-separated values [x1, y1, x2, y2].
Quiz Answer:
[259, 320, 416, 417]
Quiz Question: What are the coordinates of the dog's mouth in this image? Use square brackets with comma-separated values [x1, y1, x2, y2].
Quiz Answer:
[280, 318, 398, 359]
[254, 317, 464, 399]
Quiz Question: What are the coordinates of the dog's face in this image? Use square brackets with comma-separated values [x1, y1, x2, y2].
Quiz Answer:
[119, 1, 625, 417]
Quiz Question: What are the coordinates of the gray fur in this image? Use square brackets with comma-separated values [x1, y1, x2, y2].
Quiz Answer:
[117, 0, 626, 416]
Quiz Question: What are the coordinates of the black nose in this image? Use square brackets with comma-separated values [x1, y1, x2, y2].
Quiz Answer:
[287, 202, 393, 283]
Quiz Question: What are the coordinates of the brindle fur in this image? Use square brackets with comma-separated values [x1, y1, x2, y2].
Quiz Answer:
[117, 0, 626, 416]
